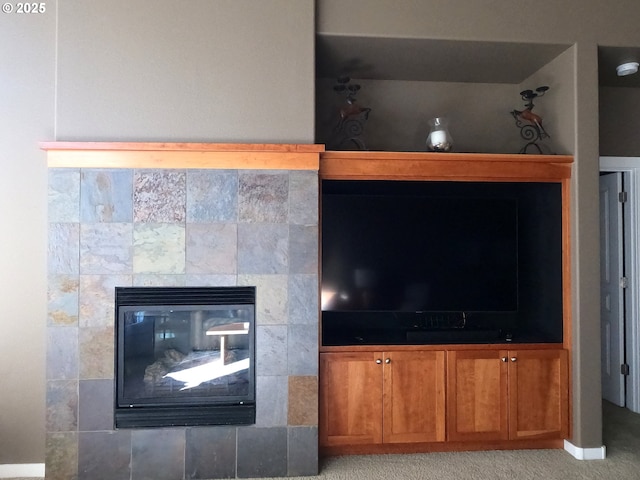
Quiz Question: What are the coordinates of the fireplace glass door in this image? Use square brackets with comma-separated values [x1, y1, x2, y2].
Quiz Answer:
[115, 287, 255, 428]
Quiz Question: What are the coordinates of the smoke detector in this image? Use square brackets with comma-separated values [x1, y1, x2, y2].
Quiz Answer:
[616, 62, 639, 76]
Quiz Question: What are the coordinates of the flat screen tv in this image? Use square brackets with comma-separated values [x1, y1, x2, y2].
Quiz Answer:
[321, 180, 563, 345]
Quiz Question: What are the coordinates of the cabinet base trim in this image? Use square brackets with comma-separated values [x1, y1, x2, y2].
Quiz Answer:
[321, 439, 564, 457]
[563, 440, 607, 460]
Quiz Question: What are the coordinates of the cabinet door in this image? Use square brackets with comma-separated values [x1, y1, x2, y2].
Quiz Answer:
[508, 349, 569, 440]
[383, 350, 446, 443]
[447, 350, 509, 442]
[319, 352, 383, 447]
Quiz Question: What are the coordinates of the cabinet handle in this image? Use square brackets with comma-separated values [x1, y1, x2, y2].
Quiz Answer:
[501, 357, 508, 362]
[385, 358, 391, 364]
[376, 359, 382, 364]
[511, 357, 517, 362]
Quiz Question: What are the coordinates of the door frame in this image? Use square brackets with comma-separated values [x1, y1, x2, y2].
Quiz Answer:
[600, 156, 640, 413]
[599, 171, 625, 406]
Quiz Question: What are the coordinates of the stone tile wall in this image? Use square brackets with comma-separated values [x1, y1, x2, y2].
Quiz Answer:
[46, 167, 319, 479]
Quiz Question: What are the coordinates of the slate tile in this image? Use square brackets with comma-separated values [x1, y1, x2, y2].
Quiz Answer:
[133, 170, 186, 223]
[187, 170, 238, 222]
[185, 427, 237, 479]
[78, 431, 131, 480]
[131, 429, 185, 480]
[49, 169, 80, 223]
[236, 427, 287, 478]
[78, 379, 114, 432]
[239, 172, 288, 223]
[287, 426, 318, 476]
[80, 169, 133, 223]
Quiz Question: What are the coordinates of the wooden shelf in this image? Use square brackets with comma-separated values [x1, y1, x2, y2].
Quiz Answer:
[320, 151, 572, 182]
[41, 142, 324, 170]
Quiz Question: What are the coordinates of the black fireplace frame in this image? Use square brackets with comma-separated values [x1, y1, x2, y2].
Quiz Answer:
[114, 286, 256, 428]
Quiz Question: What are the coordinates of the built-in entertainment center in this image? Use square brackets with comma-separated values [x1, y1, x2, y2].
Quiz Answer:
[318, 150, 572, 455]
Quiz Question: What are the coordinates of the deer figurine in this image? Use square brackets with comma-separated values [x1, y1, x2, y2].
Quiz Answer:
[511, 86, 550, 139]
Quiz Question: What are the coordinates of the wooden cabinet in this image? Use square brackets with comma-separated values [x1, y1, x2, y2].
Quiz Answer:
[446, 349, 509, 442]
[447, 348, 569, 442]
[320, 346, 569, 454]
[319, 351, 383, 446]
[319, 350, 446, 448]
[383, 351, 446, 444]
[508, 349, 569, 440]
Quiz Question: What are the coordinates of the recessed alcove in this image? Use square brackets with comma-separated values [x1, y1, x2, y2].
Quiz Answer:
[315, 35, 574, 154]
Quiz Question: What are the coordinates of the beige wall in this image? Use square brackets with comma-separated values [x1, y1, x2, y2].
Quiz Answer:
[0, 3, 55, 464]
[520, 46, 576, 156]
[56, 0, 316, 142]
[5, 0, 640, 465]
[600, 87, 640, 156]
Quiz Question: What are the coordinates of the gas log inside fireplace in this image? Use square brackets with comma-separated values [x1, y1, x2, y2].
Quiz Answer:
[114, 286, 256, 428]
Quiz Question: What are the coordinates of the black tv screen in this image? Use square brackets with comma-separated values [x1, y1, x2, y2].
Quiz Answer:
[321, 180, 519, 314]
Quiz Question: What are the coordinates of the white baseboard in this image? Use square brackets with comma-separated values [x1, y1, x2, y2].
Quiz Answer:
[564, 440, 607, 460]
[0, 463, 45, 478]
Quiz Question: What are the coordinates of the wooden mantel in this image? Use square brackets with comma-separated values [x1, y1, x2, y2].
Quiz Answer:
[40, 142, 325, 170]
[41, 143, 572, 180]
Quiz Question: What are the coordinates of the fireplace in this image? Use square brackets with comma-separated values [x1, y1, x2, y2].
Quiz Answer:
[44, 143, 322, 479]
[115, 286, 256, 428]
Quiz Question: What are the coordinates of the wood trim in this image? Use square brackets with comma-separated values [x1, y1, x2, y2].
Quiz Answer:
[562, 177, 572, 350]
[562, 176, 573, 439]
[320, 438, 565, 456]
[40, 142, 324, 170]
[320, 150, 572, 182]
[40, 142, 326, 152]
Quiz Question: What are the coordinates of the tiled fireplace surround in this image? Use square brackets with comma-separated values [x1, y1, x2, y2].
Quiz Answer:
[45, 144, 322, 480]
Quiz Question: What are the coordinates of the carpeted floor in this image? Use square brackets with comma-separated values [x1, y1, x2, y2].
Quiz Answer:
[5, 401, 639, 480]
[297, 400, 640, 480]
